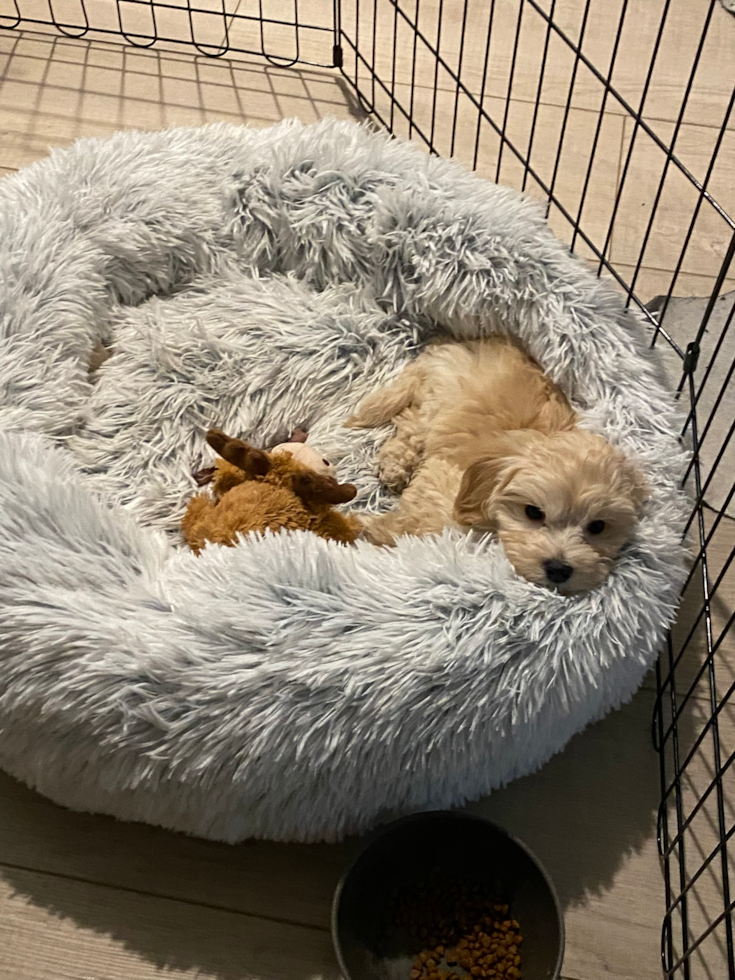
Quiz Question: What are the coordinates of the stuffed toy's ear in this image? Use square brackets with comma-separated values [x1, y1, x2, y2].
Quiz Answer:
[206, 429, 270, 476]
[292, 473, 357, 505]
[193, 466, 216, 487]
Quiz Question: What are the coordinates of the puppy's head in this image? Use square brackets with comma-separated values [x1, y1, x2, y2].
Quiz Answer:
[454, 429, 647, 593]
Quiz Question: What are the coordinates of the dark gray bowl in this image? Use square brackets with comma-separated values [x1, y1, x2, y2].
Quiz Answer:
[332, 812, 564, 980]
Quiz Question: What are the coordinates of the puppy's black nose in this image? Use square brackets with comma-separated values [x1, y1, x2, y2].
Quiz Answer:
[543, 559, 574, 584]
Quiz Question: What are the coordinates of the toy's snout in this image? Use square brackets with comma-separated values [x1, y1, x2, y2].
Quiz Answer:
[291, 472, 357, 505]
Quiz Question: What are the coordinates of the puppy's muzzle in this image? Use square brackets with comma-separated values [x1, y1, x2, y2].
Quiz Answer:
[543, 559, 574, 585]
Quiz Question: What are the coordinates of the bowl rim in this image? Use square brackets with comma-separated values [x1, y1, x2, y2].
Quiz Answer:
[331, 810, 565, 980]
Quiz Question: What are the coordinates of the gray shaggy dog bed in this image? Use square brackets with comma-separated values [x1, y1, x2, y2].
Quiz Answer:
[0, 119, 688, 842]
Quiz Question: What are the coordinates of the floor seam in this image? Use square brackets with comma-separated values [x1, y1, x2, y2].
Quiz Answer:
[0, 860, 331, 933]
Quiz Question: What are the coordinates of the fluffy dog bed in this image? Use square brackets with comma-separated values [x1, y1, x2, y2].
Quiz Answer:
[0, 119, 688, 842]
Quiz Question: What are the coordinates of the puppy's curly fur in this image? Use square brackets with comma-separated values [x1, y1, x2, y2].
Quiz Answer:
[347, 335, 647, 593]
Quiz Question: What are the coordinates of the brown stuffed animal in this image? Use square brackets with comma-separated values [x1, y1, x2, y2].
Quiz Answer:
[182, 428, 360, 554]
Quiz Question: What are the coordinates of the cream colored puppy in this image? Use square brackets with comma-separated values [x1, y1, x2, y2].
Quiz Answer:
[347, 335, 647, 593]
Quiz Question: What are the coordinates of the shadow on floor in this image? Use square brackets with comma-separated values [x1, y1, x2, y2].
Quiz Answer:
[0, 682, 687, 979]
[466, 686, 676, 908]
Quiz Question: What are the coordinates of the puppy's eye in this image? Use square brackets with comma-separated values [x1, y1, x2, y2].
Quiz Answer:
[525, 505, 545, 522]
[322, 458, 330, 466]
[587, 520, 606, 535]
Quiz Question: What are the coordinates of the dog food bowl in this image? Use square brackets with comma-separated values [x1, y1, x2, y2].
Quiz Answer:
[332, 812, 564, 980]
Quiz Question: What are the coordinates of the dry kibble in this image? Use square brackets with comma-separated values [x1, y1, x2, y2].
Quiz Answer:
[390, 873, 522, 980]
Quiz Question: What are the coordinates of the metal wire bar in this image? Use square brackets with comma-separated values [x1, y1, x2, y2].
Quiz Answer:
[1, 0, 338, 66]
[388, 0, 399, 130]
[0, 0, 21, 30]
[407, 0, 421, 141]
[665, 820, 735, 918]
[448, 0, 469, 159]
[522, 0, 555, 193]
[188, 0, 228, 58]
[668, 370, 734, 977]
[494, 0, 524, 183]
[568, 0, 630, 254]
[2, 2, 734, 975]
[471, 0, 496, 172]
[624, 0, 722, 303]
[597, 0, 673, 286]
[668, 899, 735, 977]
[522, 0, 735, 230]
[427, 0, 444, 153]
[655, 87, 735, 335]
[336, 7, 735, 978]
[682, 293, 735, 441]
[546, 0, 592, 209]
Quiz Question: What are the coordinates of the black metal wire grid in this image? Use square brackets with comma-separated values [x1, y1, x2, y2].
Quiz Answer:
[0, 0, 341, 66]
[1, 2, 733, 977]
[335, 3, 735, 977]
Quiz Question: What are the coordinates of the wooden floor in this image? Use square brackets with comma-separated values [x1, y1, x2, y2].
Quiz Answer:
[1, 4, 734, 979]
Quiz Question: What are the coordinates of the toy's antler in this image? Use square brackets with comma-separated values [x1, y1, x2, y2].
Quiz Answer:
[206, 429, 271, 476]
[291, 472, 357, 506]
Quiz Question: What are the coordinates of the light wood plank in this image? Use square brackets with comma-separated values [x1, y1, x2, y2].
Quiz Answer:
[225, 0, 335, 67]
[642, 512, 735, 705]
[0, 30, 625, 269]
[337, 0, 735, 129]
[360, 81, 625, 263]
[471, 683, 732, 980]
[648, 691, 734, 979]
[0, 867, 338, 980]
[0, 31, 359, 172]
[4, 0, 239, 52]
[601, 263, 735, 305]
[0, 771, 356, 930]
[0, 688, 686, 980]
[611, 115, 735, 281]
[469, 689, 663, 980]
[0, 20, 731, 980]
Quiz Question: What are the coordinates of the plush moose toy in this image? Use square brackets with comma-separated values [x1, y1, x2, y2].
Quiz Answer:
[182, 428, 360, 554]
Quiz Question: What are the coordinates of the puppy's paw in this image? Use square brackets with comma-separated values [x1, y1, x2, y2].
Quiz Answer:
[357, 513, 398, 547]
[378, 457, 411, 492]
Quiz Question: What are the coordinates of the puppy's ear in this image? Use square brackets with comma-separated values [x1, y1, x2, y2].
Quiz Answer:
[454, 429, 540, 528]
[623, 458, 649, 516]
[206, 429, 271, 476]
[292, 473, 357, 505]
[454, 455, 512, 529]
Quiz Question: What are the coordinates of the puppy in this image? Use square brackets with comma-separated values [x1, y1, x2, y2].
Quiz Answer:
[347, 335, 647, 593]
